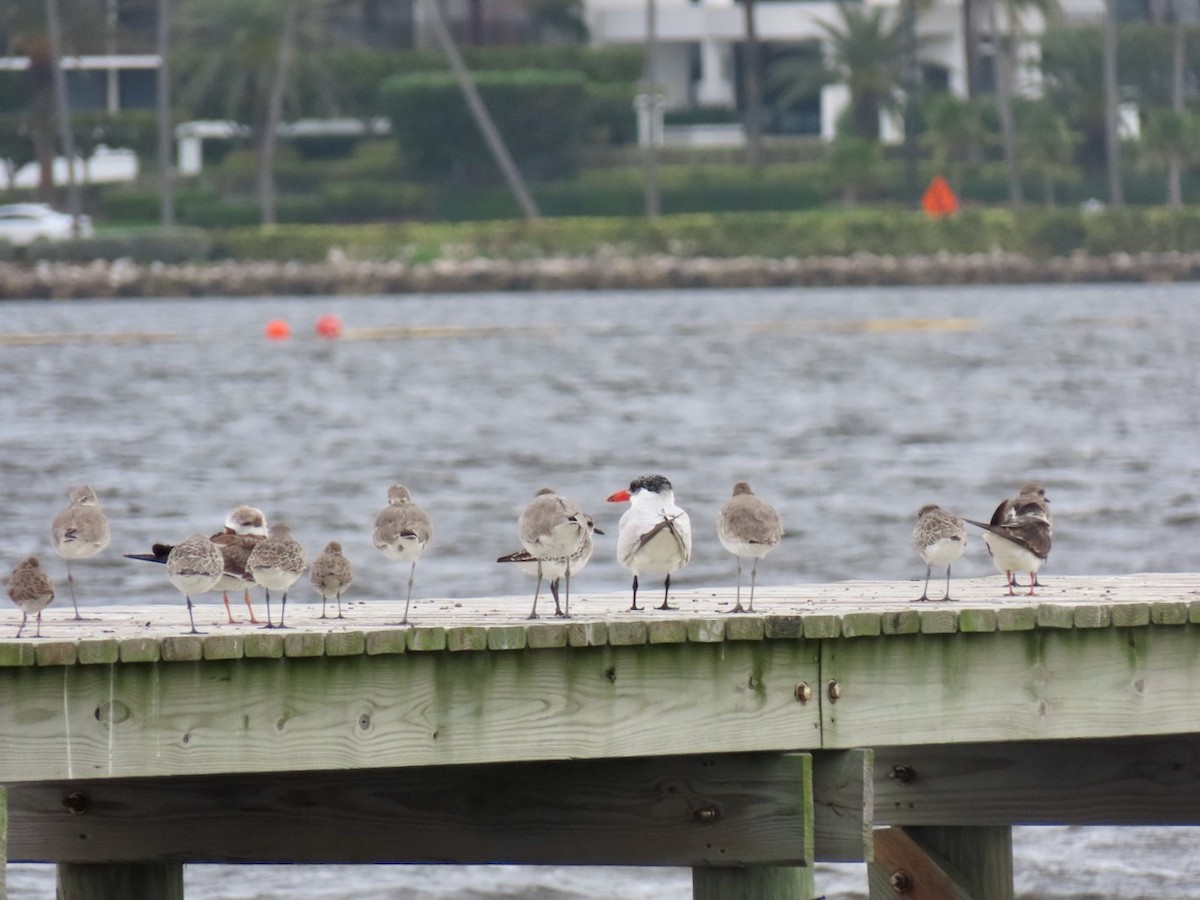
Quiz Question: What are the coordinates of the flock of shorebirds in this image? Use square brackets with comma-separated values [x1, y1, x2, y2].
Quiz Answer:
[4, 477, 1052, 638]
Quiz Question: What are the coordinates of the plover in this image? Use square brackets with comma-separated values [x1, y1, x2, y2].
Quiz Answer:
[372, 484, 433, 625]
[503, 488, 595, 619]
[912, 504, 967, 601]
[50, 485, 110, 620]
[717, 481, 783, 613]
[606, 474, 692, 612]
[166, 534, 225, 635]
[967, 485, 1052, 596]
[6, 556, 55, 638]
[310, 540, 353, 619]
[246, 523, 307, 628]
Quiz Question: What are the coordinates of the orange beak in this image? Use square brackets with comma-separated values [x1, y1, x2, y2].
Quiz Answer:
[606, 489, 631, 503]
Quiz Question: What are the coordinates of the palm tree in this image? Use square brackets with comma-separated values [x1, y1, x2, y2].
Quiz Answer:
[157, 0, 176, 227]
[0, 0, 98, 202]
[1142, 107, 1199, 206]
[175, 0, 335, 226]
[1101, 0, 1123, 206]
[818, 1, 908, 141]
[922, 92, 988, 193]
[1017, 100, 1081, 206]
[741, 0, 765, 171]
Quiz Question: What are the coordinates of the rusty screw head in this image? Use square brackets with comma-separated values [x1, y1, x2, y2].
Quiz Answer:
[63, 792, 89, 815]
[827, 679, 841, 703]
[890, 870, 913, 893]
[794, 682, 813, 703]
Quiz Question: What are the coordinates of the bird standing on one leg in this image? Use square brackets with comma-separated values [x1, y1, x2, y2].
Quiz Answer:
[166, 535, 225, 635]
[717, 481, 783, 614]
[373, 485, 433, 625]
[50, 485, 110, 620]
[912, 504, 967, 602]
[607, 474, 692, 612]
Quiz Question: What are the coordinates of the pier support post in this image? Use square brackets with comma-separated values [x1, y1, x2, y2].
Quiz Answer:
[692, 865, 815, 900]
[868, 826, 1013, 899]
[2, 785, 8, 900]
[56, 862, 183, 900]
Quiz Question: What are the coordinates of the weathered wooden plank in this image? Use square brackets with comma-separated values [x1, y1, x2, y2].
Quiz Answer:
[869, 826, 1012, 900]
[812, 749, 873, 862]
[693, 865, 814, 900]
[1, 785, 7, 900]
[822, 626, 1200, 747]
[56, 862, 183, 900]
[8, 754, 814, 867]
[868, 827, 970, 900]
[874, 735, 1200, 825]
[0, 642, 823, 782]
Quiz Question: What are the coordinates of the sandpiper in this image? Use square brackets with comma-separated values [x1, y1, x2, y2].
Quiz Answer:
[166, 535, 225, 635]
[6, 556, 55, 638]
[912, 504, 967, 601]
[504, 488, 595, 619]
[372, 485, 433, 625]
[246, 523, 307, 628]
[607, 474, 692, 612]
[310, 540, 353, 619]
[717, 481, 783, 613]
[50, 485, 110, 620]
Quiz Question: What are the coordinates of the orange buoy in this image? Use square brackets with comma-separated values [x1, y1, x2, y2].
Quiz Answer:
[264, 319, 292, 341]
[315, 313, 343, 339]
[921, 175, 959, 217]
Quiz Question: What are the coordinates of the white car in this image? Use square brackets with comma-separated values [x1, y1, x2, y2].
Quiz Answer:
[0, 203, 93, 246]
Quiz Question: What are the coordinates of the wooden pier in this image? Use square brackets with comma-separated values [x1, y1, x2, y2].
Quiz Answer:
[2, 573, 1200, 899]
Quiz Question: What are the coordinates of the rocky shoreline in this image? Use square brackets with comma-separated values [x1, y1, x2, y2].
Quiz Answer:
[4, 250, 1200, 299]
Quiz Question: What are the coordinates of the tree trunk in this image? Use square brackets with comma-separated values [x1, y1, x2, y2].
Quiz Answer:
[46, 0, 82, 231]
[989, 0, 1023, 207]
[28, 50, 56, 203]
[962, 0, 984, 99]
[1167, 10, 1185, 207]
[742, 0, 764, 171]
[642, 0, 660, 218]
[259, 0, 299, 227]
[1102, 0, 1124, 207]
[157, 0, 176, 227]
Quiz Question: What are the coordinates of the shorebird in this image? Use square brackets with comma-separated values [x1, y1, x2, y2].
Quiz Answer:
[124, 505, 268, 624]
[246, 523, 307, 628]
[607, 474, 692, 612]
[967, 484, 1052, 596]
[50, 485, 110, 620]
[373, 484, 433, 625]
[166, 534, 225, 635]
[6, 556, 55, 638]
[717, 481, 783, 613]
[310, 540, 353, 619]
[912, 504, 967, 602]
[501, 488, 596, 619]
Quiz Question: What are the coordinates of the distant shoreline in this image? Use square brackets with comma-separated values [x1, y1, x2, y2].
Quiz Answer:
[3, 250, 1200, 299]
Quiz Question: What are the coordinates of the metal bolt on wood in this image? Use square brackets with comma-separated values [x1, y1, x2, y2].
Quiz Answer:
[693, 805, 720, 823]
[63, 792, 88, 815]
[827, 679, 841, 703]
[794, 681, 813, 703]
[889, 764, 915, 785]
[890, 870, 913, 893]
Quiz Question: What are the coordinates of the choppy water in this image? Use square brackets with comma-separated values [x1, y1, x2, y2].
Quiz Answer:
[2, 283, 1199, 898]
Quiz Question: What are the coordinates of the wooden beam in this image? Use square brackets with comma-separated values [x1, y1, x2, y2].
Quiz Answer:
[869, 826, 1012, 900]
[1, 785, 7, 900]
[0, 642, 822, 782]
[7, 754, 814, 867]
[693, 865, 815, 900]
[875, 735, 1200, 826]
[56, 862, 182, 900]
[812, 749, 873, 862]
[823, 626, 1200, 748]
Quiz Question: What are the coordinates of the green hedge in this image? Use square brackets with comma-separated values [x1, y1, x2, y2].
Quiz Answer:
[380, 69, 588, 182]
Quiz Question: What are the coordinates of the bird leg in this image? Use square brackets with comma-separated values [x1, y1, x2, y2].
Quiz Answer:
[1026, 572, 1038, 596]
[186, 596, 204, 635]
[748, 558, 759, 613]
[262, 588, 274, 628]
[549, 579, 562, 617]
[528, 562, 543, 620]
[562, 561, 572, 619]
[278, 591, 289, 628]
[336, 592, 344, 619]
[942, 564, 954, 602]
[399, 560, 416, 625]
[731, 557, 746, 613]
[15, 611, 27, 639]
[223, 592, 237, 624]
[1005, 571, 1016, 597]
[243, 589, 261, 624]
[629, 575, 641, 612]
[918, 564, 932, 602]
[320, 595, 328, 619]
[657, 574, 675, 611]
